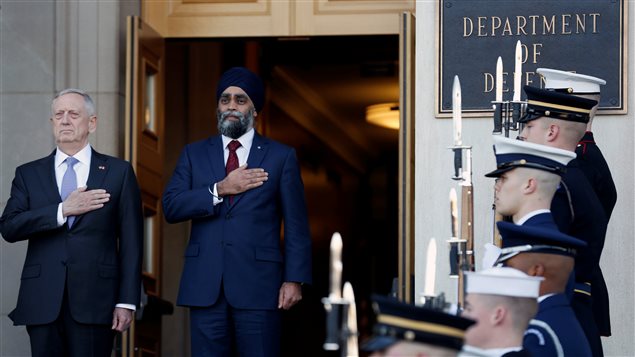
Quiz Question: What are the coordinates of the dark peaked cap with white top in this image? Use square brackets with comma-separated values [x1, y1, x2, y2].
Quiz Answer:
[519, 85, 597, 124]
[485, 135, 576, 177]
[361, 294, 475, 352]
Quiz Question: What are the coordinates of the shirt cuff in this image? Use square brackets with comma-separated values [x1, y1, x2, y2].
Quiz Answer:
[56, 203, 67, 227]
[208, 183, 223, 206]
[116, 303, 136, 311]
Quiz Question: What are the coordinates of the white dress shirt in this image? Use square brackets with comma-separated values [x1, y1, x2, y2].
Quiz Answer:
[55, 144, 92, 226]
[210, 128, 255, 205]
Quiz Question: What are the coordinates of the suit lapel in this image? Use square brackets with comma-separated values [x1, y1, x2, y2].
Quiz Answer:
[86, 150, 109, 190]
[39, 151, 62, 204]
[73, 150, 109, 227]
[247, 133, 268, 168]
[206, 136, 226, 182]
[230, 133, 268, 208]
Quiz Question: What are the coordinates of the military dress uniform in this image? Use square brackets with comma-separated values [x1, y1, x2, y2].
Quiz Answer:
[539, 68, 615, 337]
[577, 132, 615, 337]
[483, 135, 588, 356]
[525, 294, 591, 357]
[460, 267, 543, 357]
[576, 131, 617, 220]
[496, 222, 592, 357]
[519, 86, 607, 356]
[362, 295, 475, 355]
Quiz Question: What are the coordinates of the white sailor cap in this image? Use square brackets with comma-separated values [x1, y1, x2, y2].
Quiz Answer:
[465, 267, 543, 299]
[537, 68, 606, 94]
[485, 136, 576, 177]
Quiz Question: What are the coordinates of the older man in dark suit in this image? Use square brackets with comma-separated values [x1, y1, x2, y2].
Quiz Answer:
[163, 67, 312, 357]
[0, 89, 143, 357]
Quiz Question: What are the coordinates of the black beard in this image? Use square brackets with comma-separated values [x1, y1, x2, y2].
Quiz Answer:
[217, 109, 254, 139]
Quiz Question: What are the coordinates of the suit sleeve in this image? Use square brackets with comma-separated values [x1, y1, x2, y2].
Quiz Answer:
[162, 145, 218, 223]
[279, 149, 312, 285]
[0, 167, 60, 243]
[117, 163, 144, 307]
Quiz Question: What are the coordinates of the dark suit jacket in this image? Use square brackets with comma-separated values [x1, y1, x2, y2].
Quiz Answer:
[162, 133, 312, 309]
[0, 149, 143, 326]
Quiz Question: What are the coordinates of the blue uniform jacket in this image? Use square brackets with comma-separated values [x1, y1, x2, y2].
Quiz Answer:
[524, 294, 591, 357]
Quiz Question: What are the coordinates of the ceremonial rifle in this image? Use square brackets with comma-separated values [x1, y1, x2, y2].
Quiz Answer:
[343, 282, 358, 357]
[449, 76, 475, 309]
[490, 41, 527, 247]
[322, 233, 359, 357]
[491, 55, 505, 248]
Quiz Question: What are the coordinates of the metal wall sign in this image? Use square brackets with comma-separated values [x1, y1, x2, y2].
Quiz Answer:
[436, 0, 628, 117]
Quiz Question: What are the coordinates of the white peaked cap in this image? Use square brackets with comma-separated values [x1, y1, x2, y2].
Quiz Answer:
[537, 68, 606, 94]
[485, 136, 577, 177]
[481, 243, 502, 269]
[465, 267, 543, 298]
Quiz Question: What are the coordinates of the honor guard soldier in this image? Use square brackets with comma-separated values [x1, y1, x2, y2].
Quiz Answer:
[480, 135, 575, 269]
[362, 295, 475, 357]
[518, 86, 607, 356]
[538, 68, 615, 339]
[486, 135, 576, 227]
[537, 68, 616, 221]
[496, 221, 591, 357]
[460, 267, 543, 357]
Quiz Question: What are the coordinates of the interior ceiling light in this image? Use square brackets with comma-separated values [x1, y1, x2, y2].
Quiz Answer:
[365, 102, 400, 130]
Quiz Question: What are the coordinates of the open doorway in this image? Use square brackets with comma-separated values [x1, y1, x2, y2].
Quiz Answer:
[162, 35, 399, 356]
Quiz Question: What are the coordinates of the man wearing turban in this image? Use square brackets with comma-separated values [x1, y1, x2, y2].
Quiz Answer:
[163, 67, 312, 356]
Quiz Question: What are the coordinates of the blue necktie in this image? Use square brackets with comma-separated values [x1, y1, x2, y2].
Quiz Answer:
[61, 157, 78, 227]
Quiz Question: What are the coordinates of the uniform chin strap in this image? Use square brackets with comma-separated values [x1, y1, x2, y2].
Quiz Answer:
[495, 244, 576, 265]
[497, 160, 566, 175]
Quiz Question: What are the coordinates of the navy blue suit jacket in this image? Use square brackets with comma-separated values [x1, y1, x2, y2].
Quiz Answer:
[524, 294, 591, 357]
[0, 149, 143, 326]
[162, 133, 312, 309]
